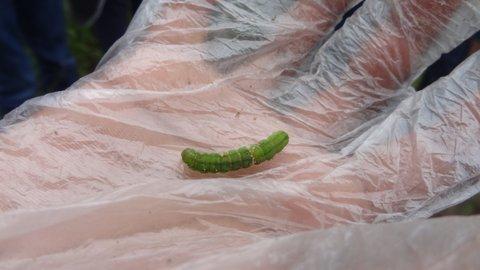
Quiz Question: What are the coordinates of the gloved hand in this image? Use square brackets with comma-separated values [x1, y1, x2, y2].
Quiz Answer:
[2, 0, 480, 268]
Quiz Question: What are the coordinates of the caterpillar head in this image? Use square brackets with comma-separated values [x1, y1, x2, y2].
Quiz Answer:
[181, 148, 196, 166]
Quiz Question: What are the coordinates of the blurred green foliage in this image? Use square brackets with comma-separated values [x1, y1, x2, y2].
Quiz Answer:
[436, 194, 480, 217]
[64, 1, 103, 76]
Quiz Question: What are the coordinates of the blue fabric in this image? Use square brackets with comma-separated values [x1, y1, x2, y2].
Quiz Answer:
[93, 0, 143, 51]
[0, 0, 77, 114]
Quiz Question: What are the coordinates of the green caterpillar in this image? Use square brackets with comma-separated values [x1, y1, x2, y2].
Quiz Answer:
[182, 130, 289, 173]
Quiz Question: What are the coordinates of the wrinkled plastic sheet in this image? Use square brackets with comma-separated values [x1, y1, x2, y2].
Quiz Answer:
[3, 214, 480, 269]
[2, 0, 480, 268]
[165, 215, 480, 270]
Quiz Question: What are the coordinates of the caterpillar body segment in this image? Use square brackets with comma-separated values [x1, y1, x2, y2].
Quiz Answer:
[181, 131, 289, 173]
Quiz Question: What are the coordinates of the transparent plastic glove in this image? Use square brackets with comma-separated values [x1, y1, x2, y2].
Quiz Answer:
[178, 215, 480, 270]
[78, 0, 359, 92]
[1, 0, 480, 269]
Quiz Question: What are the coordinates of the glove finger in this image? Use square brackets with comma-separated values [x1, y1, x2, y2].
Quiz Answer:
[271, 0, 480, 149]
[77, 0, 360, 92]
[322, 51, 480, 222]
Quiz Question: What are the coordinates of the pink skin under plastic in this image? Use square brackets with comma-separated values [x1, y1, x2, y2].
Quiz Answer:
[1, 0, 480, 268]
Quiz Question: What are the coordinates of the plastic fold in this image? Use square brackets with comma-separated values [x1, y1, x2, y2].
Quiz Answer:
[1, 0, 480, 269]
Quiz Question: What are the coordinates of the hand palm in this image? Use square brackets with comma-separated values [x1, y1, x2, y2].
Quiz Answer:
[2, 0, 480, 266]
